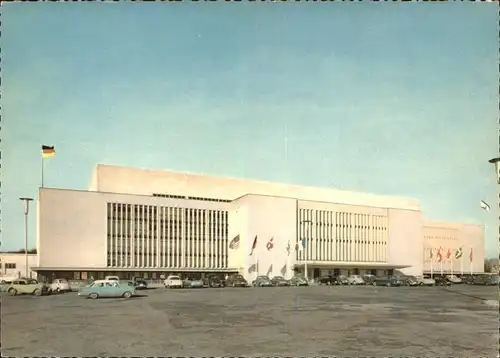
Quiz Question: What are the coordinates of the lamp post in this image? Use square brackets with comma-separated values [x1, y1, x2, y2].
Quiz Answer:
[300, 219, 312, 281]
[19, 197, 33, 278]
[488, 157, 500, 184]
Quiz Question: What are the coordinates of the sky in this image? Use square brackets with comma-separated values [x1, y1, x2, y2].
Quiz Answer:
[2, 3, 498, 257]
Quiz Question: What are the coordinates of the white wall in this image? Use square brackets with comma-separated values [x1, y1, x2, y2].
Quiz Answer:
[231, 195, 297, 283]
[0, 253, 38, 280]
[92, 164, 420, 211]
[38, 188, 230, 269]
[387, 209, 423, 276]
[423, 221, 485, 274]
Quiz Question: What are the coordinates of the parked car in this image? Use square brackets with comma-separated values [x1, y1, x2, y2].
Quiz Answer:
[362, 275, 376, 285]
[0, 276, 17, 284]
[461, 275, 476, 285]
[434, 276, 451, 286]
[225, 274, 248, 287]
[271, 276, 290, 287]
[445, 275, 462, 284]
[416, 276, 436, 286]
[471, 275, 499, 286]
[164, 275, 183, 288]
[347, 275, 365, 285]
[133, 279, 148, 290]
[78, 280, 135, 299]
[204, 275, 225, 288]
[104, 275, 120, 282]
[252, 275, 273, 287]
[372, 276, 402, 287]
[319, 276, 338, 286]
[51, 278, 72, 293]
[335, 275, 350, 285]
[183, 277, 204, 288]
[402, 276, 419, 287]
[289, 275, 309, 286]
[6, 278, 51, 296]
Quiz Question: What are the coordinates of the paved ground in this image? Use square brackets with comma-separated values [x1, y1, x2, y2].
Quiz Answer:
[2, 284, 498, 356]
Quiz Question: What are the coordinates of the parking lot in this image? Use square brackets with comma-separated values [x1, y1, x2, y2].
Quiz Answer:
[2, 284, 498, 357]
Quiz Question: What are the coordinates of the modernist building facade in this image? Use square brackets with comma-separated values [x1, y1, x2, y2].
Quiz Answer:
[34, 164, 485, 282]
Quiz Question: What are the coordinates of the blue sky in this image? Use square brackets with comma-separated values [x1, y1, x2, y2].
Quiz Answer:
[3, 3, 498, 257]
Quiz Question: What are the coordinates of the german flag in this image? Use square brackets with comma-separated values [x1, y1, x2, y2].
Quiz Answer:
[41, 145, 56, 158]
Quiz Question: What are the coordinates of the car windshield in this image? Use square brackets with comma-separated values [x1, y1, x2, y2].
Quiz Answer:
[234, 275, 244, 279]
[169, 276, 180, 280]
[274, 276, 284, 280]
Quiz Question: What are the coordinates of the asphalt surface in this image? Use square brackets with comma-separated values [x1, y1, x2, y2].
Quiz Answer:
[2, 284, 498, 356]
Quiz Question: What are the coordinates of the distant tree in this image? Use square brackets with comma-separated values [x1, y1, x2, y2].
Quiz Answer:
[484, 258, 499, 273]
[5, 248, 37, 254]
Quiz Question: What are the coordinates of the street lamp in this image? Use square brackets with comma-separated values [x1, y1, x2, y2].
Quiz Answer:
[19, 197, 33, 278]
[488, 157, 500, 184]
[300, 219, 313, 281]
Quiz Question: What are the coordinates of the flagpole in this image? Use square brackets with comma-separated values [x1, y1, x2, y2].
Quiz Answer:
[41, 156, 44, 188]
[430, 251, 433, 278]
[469, 247, 473, 275]
[460, 253, 464, 276]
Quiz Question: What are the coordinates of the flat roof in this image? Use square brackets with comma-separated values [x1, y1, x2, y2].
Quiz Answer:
[89, 164, 421, 211]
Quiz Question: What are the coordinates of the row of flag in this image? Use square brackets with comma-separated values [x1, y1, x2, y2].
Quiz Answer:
[429, 246, 473, 263]
[229, 234, 308, 256]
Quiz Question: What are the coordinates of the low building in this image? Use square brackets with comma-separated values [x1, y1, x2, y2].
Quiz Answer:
[423, 221, 485, 275]
[33, 164, 484, 282]
[0, 253, 38, 281]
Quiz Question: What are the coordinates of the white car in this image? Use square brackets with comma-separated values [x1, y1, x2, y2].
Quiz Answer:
[164, 275, 183, 288]
[51, 278, 72, 293]
[347, 275, 365, 285]
[446, 275, 462, 284]
[104, 276, 120, 282]
[416, 276, 435, 286]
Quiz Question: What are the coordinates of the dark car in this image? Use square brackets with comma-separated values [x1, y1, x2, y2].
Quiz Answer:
[472, 275, 499, 286]
[401, 275, 418, 287]
[362, 275, 376, 285]
[461, 275, 475, 285]
[434, 276, 451, 286]
[319, 276, 338, 286]
[133, 279, 148, 290]
[289, 275, 309, 286]
[335, 275, 350, 285]
[372, 276, 402, 287]
[252, 275, 273, 287]
[225, 274, 248, 287]
[204, 275, 225, 288]
[271, 276, 290, 287]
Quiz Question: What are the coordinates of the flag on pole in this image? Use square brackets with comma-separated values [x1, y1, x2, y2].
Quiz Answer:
[286, 240, 291, 256]
[454, 247, 463, 260]
[42, 145, 56, 158]
[469, 247, 473, 263]
[249, 235, 258, 256]
[266, 237, 274, 251]
[445, 248, 452, 261]
[229, 235, 240, 250]
[436, 247, 443, 262]
[301, 238, 307, 250]
[429, 248, 434, 260]
[480, 200, 490, 212]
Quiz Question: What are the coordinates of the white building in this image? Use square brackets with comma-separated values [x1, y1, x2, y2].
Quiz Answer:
[0, 253, 38, 281]
[34, 164, 484, 282]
